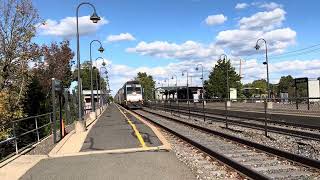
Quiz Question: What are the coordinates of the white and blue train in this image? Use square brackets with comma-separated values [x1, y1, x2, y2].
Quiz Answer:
[114, 81, 143, 109]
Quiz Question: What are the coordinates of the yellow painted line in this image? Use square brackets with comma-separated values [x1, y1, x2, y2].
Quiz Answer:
[125, 109, 171, 150]
[116, 105, 147, 149]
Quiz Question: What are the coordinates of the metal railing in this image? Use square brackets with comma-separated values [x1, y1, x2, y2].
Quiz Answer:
[0, 113, 53, 160]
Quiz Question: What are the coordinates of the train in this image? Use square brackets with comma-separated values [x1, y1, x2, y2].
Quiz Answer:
[114, 81, 144, 109]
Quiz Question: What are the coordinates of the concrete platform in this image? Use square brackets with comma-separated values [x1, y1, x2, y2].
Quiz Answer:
[81, 104, 162, 151]
[20, 152, 196, 180]
[16, 103, 196, 180]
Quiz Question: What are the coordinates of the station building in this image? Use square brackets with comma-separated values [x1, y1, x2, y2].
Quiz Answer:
[154, 86, 203, 102]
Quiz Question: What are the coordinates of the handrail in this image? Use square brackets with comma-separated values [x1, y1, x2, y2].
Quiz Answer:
[12, 112, 53, 123]
[0, 112, 54, 158]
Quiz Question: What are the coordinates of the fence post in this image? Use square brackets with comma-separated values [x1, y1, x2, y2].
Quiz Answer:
[51, 78, 57, 143]
[202, 98, 206, 122]
[12, 122, 19, 154]
[307, 98, 310, 110]
[59, 94, 63, 139]
[35, 117, 40, 142]
[188, 98, 191, 119]
[264, 99, 268, 137]
[64, 90, 71, 125]
[170, 99, 172, 115]
[177, 99, 180, 115]
[225, 99, 229, 129]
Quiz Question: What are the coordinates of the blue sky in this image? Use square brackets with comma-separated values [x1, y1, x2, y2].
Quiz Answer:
[32, 0, 320, 94]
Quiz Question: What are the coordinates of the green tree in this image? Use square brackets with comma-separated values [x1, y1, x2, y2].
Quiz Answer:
[135, 72, 155, 100]
[251, 79, 268, 94]
[278, 75, 295, 97]
[204, 59, 242, 98]
[73, 62, 106, 90]
[0, 0, 41, 131]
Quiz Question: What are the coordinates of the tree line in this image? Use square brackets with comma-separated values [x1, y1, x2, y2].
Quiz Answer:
[135, 60, 299, 101]
[0, 0, 106, 142]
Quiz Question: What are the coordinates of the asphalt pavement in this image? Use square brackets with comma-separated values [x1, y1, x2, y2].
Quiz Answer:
[80, 104, 161, 151]
[20, 151, 196, 180]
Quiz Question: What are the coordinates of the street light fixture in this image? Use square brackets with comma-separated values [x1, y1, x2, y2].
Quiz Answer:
[219, 54, 229, 100]
[90, 12, 101, 23]
[75, 2, 101, 132]
[255, 38, 270, 99]
[90, 40, 104, 115]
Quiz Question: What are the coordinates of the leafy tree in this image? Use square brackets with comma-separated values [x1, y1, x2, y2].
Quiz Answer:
[135, 72, 155, 100]
[0, 0, 41, 130]
[204, 59, 242, 98]
[73, 61, 106, 90]
[278, 75, 295, 97]
[252, 79, 268, 94]
[35, 40, 74, 91]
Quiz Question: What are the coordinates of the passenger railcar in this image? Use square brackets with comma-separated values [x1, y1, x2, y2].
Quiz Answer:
[115, 81, 143, 109]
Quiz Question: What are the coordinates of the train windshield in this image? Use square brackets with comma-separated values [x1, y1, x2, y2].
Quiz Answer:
[127, 86, 141, 94]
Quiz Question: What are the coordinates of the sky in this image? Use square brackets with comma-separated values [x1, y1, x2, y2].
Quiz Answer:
[32, 0, 320, 95]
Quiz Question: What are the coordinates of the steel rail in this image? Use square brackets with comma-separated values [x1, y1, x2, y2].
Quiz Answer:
[154, 105, 320, 141]
[160, 104, 320, 130]
[141, 108, 320, 169]
[128, 109, 269, 180]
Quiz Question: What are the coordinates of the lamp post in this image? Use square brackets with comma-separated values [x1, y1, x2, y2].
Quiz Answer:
[164, 78, 170, 99]
[220, 54, 229, 128]
[255, 38, 270, 99]
[100, 62, 107, 107]
[95, 57, 105, 109]
[182, 70, 190, 118]
[219, 54, 229, 100]
[75, 2, 101, 132]
[90, 40, 104, 115]
[171, 75, 178, 101]
[196, 64, 206, 121]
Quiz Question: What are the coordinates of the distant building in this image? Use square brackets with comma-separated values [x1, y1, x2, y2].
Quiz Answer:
[82, 90, 102, 110]
[154, 86, 203, 101]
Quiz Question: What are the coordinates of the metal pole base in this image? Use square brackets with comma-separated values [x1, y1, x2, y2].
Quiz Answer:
[75, 120, 86, 133]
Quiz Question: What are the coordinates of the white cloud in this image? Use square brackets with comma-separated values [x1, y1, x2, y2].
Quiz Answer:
[241, 59, 320, 83]
[239, 8, 286, 31]
[126, 40, 224, 61]
[235, 3, 248, 9]
[107, 33, 136, 42]
[38, 15, 108, 37]
[205, 14, 227, 26]
[216, 28, 296, 56]
[103, 57, 320, 96]
[259, 2, 282, 10]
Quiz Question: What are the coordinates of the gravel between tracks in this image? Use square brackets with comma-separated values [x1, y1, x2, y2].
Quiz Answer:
[148, 108, 320, 160]
[159, 129, 244, 180]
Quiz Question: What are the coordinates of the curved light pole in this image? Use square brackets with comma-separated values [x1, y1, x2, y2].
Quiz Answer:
[182, 70, 190, 118]
[255, 38, 270, 99]
[76, 2, 101, 131]
[90, 40, 104, 114]
[195, 64, 204, 100]
[100, 61, 107, 107]
[171, 75, 178, 100]
[196, 64, 206, 121]
[219, 54, 229, 100]
[164, 78, 170, 99]
[95, 57, 105, 109]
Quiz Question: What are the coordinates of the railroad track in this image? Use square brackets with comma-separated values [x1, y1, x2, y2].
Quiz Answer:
[155, 104, 320, 130]
[130, 108, 320, 180]
[150, 105, 320, 141]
